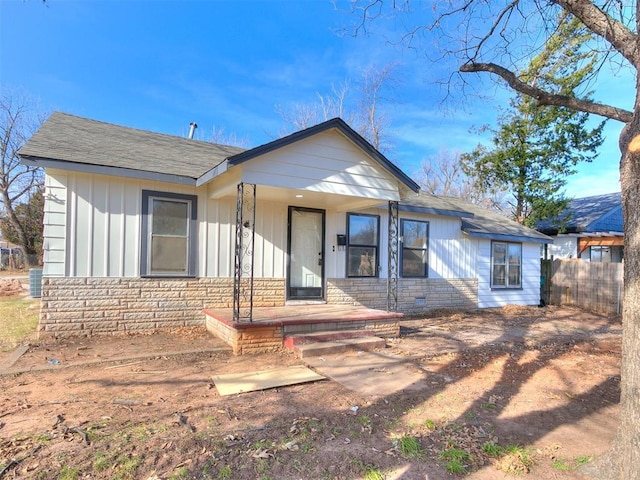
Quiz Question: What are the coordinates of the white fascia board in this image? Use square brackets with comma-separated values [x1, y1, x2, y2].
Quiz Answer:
[196, 160, 229, 187]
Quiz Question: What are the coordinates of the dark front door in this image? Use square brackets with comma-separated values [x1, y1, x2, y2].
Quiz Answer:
[287, 207, 325, 300]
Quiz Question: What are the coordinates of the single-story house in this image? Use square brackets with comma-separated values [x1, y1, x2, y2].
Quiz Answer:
[537, 192, 623, 262]
[19, 112, 550, 348]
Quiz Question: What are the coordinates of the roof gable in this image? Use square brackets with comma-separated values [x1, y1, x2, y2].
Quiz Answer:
[227, 118, 419, 193]
[233, 128, 408, 201]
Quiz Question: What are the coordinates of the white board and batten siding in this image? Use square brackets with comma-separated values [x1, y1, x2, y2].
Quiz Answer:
[334, 208, 478, 280]
[43, 170, 292, 280]
[240, 131, 402, 202]
[44, 170, 200, 278]
[204, 198, 288, 279]
[42, 173, 68, 276]
[422, 214, 477, 280]
[476, 240, 541, 308]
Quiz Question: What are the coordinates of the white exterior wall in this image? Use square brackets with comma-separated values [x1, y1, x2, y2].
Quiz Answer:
[204, 198, 289, 279]
[241, 131, 402, 201]
[423, 214, 476, 279]
[44, 170, 541, 309]
[44, 170, 480, 282]
[477, 240, 541, 308]
[42, 173, 68, 276]
[44, 170, 202, 277]
[44, 170, 293, 279]
[326, 208, 477, 280]
[549, 235, 577, 259]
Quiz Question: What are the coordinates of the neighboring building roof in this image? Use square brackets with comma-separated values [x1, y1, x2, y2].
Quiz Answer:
[19, 112, 245, 185]
[537, 192, 623, 235]
[19, 112, 419, 192]
[395, 193, 551, 244]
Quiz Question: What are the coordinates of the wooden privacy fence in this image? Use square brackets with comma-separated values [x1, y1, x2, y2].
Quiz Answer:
[547, 259, 623, 315]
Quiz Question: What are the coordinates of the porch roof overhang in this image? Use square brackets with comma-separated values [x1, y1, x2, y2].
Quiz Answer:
[577, 234, 624, 255]
[462, 218, 552, 245]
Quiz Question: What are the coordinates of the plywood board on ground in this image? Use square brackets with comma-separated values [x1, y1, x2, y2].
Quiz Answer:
[212, 364, 325, 396]
[305, 350, 429, 397]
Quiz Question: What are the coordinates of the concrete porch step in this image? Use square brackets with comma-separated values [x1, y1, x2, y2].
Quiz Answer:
[284, 330, 386, 358]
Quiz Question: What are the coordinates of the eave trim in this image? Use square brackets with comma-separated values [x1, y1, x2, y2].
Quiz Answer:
[463, 230, 552, 244]
[20, 155, 197, 186]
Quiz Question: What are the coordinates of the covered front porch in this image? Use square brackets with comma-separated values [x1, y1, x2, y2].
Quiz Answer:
[198, 118, 421, 354]
[204, 304, 403, 355]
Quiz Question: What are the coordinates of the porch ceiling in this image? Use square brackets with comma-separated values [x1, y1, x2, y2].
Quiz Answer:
[255, 185, 389, 211]
[208, 179, 391, 211]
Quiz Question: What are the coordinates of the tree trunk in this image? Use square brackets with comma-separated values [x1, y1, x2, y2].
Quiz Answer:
[582, 98, 640, 479]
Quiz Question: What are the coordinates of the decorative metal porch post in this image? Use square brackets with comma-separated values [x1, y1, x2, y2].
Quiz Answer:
[387, 200, 399, 312]
[233, 182, 256, 322]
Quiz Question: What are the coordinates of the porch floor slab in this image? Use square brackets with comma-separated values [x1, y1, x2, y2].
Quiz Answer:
[203, 305, 403, 354]
[203, 305, 404, 328]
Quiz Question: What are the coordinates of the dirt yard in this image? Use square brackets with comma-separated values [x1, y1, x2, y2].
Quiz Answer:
[0, 306, 621, 480]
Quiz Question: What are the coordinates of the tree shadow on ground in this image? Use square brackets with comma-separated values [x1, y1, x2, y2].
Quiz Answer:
[0, 307, 621, 479]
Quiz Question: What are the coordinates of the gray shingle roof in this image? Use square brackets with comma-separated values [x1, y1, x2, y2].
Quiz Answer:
[19, 113, 420, 193]
[537, 192, 622, 234]
[401, 193, 551, 244]
[18, 112, 245, 179]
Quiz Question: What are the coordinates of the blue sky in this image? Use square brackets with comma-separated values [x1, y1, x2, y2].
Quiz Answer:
[1, 0, 631, 198]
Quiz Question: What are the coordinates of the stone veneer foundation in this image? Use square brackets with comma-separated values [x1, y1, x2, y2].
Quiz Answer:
[39, 277, 285, 337]
[38, 276, 477, 340]
[326, 277, 478, 314]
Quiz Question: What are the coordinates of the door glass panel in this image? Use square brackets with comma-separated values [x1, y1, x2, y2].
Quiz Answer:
[290, 210, 323, 290]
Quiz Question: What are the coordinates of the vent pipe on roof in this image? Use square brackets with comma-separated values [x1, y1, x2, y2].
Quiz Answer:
[188, 122, 198, 139]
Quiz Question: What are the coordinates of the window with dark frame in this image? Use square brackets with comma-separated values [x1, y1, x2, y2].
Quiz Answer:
[491, 241, 522, 288]
[590, 246, 612, 263]
[401, 219, 428, 277]
[141, 190, 197, 277]
[347, 213, 379, 277]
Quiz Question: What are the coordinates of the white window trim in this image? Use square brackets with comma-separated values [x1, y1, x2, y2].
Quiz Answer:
[491, 241, 522, 289]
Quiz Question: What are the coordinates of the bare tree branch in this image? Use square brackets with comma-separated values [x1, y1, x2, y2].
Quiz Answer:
[460, 61, 633, 122]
